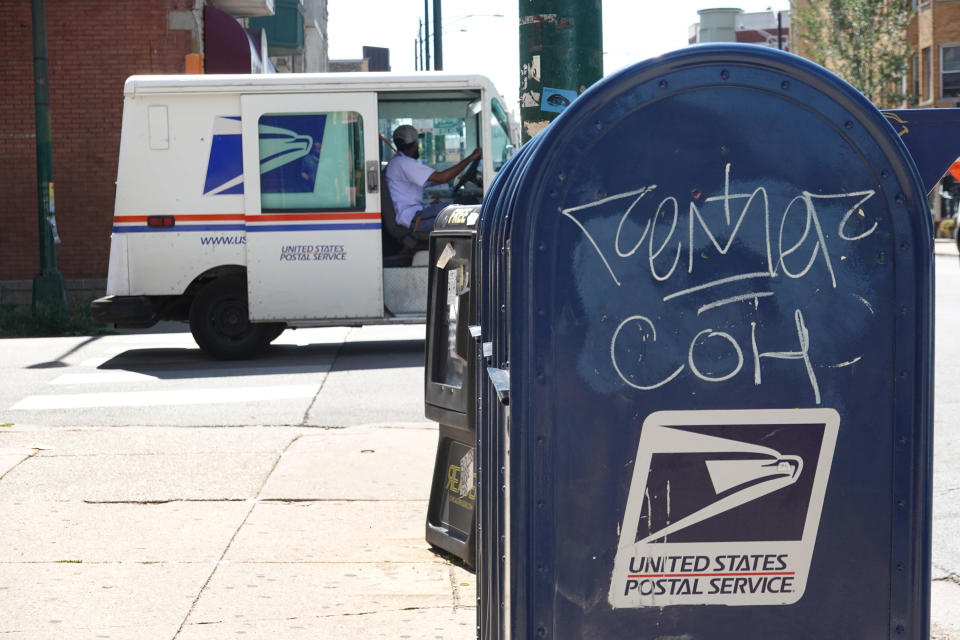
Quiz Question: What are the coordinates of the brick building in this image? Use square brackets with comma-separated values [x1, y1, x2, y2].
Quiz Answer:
[2, 1, 198, 307]
[907, 0, 960, 108]
[904, 0, 960, 224]
[0, 0, 329, 308]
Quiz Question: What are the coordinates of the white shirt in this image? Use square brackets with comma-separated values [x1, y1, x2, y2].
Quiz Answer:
[385, 152, 435, 227]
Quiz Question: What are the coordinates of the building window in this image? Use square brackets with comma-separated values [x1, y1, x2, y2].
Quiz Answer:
[912, 54, 920, 104]
[922, 47, 932, 101]
[257, 112, 365, 212]
[942, 45, 960, 99]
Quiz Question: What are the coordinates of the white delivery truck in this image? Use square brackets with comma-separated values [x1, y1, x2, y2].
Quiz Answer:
[91, 72, 516, 359]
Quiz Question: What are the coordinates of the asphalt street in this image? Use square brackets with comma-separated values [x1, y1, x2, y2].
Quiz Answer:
[0, 324, 430, 428]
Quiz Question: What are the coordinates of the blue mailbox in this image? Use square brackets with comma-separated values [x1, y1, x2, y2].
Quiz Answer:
[477, 45, 940, 639]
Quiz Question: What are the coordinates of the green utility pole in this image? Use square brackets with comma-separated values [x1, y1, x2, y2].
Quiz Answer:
[433, 0, 443, 70]
[518, 0, 603, 143]
[31, 0, 67, 315]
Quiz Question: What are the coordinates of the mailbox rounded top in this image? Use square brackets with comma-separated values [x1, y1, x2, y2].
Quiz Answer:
[493, 41, 932, 412]
[506, 44, 929, 283]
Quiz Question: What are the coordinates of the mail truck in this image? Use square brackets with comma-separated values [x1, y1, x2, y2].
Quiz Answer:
[91, 72, 515, 358]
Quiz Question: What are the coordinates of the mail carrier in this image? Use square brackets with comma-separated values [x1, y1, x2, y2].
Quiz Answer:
[91, 72, 516, 358]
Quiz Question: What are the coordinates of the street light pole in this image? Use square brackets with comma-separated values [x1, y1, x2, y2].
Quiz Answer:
[433, 0, 443, 70]
[424, 0, 431, 70]
[416, 18, 424, 70]
[777, 11, 783, 50]
[30, 0, 67, 315]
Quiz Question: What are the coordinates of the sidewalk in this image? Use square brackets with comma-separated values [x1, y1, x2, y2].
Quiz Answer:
[3, 424, 959, 639]
[0, 424, 474, 639]
[935, 237, 960, 257]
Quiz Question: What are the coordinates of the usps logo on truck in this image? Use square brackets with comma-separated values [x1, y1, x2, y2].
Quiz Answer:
[609, 408, 839, 608]
[203, 116, 245, 196]
[203, 115, 327, 196]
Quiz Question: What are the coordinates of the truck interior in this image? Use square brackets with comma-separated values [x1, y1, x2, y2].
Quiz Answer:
[376, 89, 513, 267]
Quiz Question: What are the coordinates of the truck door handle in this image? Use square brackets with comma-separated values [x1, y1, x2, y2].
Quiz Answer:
[366, 160, 379, 193]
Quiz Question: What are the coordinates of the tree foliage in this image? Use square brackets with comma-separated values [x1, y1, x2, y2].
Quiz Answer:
[793, 0, 914, 108]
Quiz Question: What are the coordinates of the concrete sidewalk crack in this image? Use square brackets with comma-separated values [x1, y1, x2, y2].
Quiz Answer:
[83, 498, 250, 505]
[0, 448, 40, 482]
[449, 564, 465, 611]
[933, 571, 960, 584]
[170, 433, 303, 640]
[299, 327, 352, 426]
[37, 450, 294, 458]
[82, 497, 428, 505]
[183, 606, 463, 627]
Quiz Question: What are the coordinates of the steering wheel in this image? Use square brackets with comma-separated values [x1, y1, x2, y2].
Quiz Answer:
[451, 156, 482, 194]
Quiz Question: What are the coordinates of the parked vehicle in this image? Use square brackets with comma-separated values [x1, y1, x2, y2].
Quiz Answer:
[91, 72, 516, 358]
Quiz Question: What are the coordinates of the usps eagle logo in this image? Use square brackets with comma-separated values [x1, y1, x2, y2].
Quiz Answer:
[609, 408, 839, 608]
[202, 115, 323, 196]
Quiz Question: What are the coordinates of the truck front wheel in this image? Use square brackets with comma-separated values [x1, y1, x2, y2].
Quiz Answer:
[189, 276, 280, 359]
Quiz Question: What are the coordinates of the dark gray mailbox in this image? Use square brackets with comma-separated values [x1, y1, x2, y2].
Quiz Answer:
[476, 44, 941, 639]
[424, 205, 482, 567]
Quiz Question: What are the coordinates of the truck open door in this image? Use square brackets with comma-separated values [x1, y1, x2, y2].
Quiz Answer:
[240, 92, 383, 322]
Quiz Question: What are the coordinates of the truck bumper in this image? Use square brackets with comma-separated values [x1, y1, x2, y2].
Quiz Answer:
[90, 295, 157, 328]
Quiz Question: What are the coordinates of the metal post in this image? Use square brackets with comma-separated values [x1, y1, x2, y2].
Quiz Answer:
[418, 19, 424, 70]
[424, 0, 431, 70]
[519, 0, 603, 143]
[433, 0, 443, 71]
[777, 11, 783, 51]
[30, 0, 67, 315]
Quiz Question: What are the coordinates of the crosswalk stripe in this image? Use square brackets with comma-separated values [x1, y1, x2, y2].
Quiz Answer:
[50, 371, 159, 385]
[10, 384, 320, 410]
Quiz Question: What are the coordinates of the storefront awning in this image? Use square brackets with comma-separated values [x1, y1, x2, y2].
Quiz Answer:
[204, 5, 274, 74]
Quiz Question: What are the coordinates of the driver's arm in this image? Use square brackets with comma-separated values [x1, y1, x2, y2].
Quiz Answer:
[427, 148, 481, 184]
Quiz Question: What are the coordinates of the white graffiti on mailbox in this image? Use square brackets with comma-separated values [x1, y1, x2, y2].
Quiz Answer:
[562, 163, 880, 404]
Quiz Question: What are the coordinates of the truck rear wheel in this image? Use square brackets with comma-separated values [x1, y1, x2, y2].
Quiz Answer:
[189, 276, 280, 360]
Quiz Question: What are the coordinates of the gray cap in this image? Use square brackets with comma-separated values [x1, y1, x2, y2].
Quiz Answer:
[392, 124, 419, 146]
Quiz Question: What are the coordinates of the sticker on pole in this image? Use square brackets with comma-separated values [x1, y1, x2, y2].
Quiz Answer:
[609, 408, 839, 608]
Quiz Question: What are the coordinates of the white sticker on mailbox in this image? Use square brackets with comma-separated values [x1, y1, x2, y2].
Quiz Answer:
[609, 408, 839, 608]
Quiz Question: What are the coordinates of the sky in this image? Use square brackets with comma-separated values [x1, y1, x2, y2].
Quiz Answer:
[326, 1, 791, 115]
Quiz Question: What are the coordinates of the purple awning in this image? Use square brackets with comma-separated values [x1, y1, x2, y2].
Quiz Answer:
[204, 5, 271, 74]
